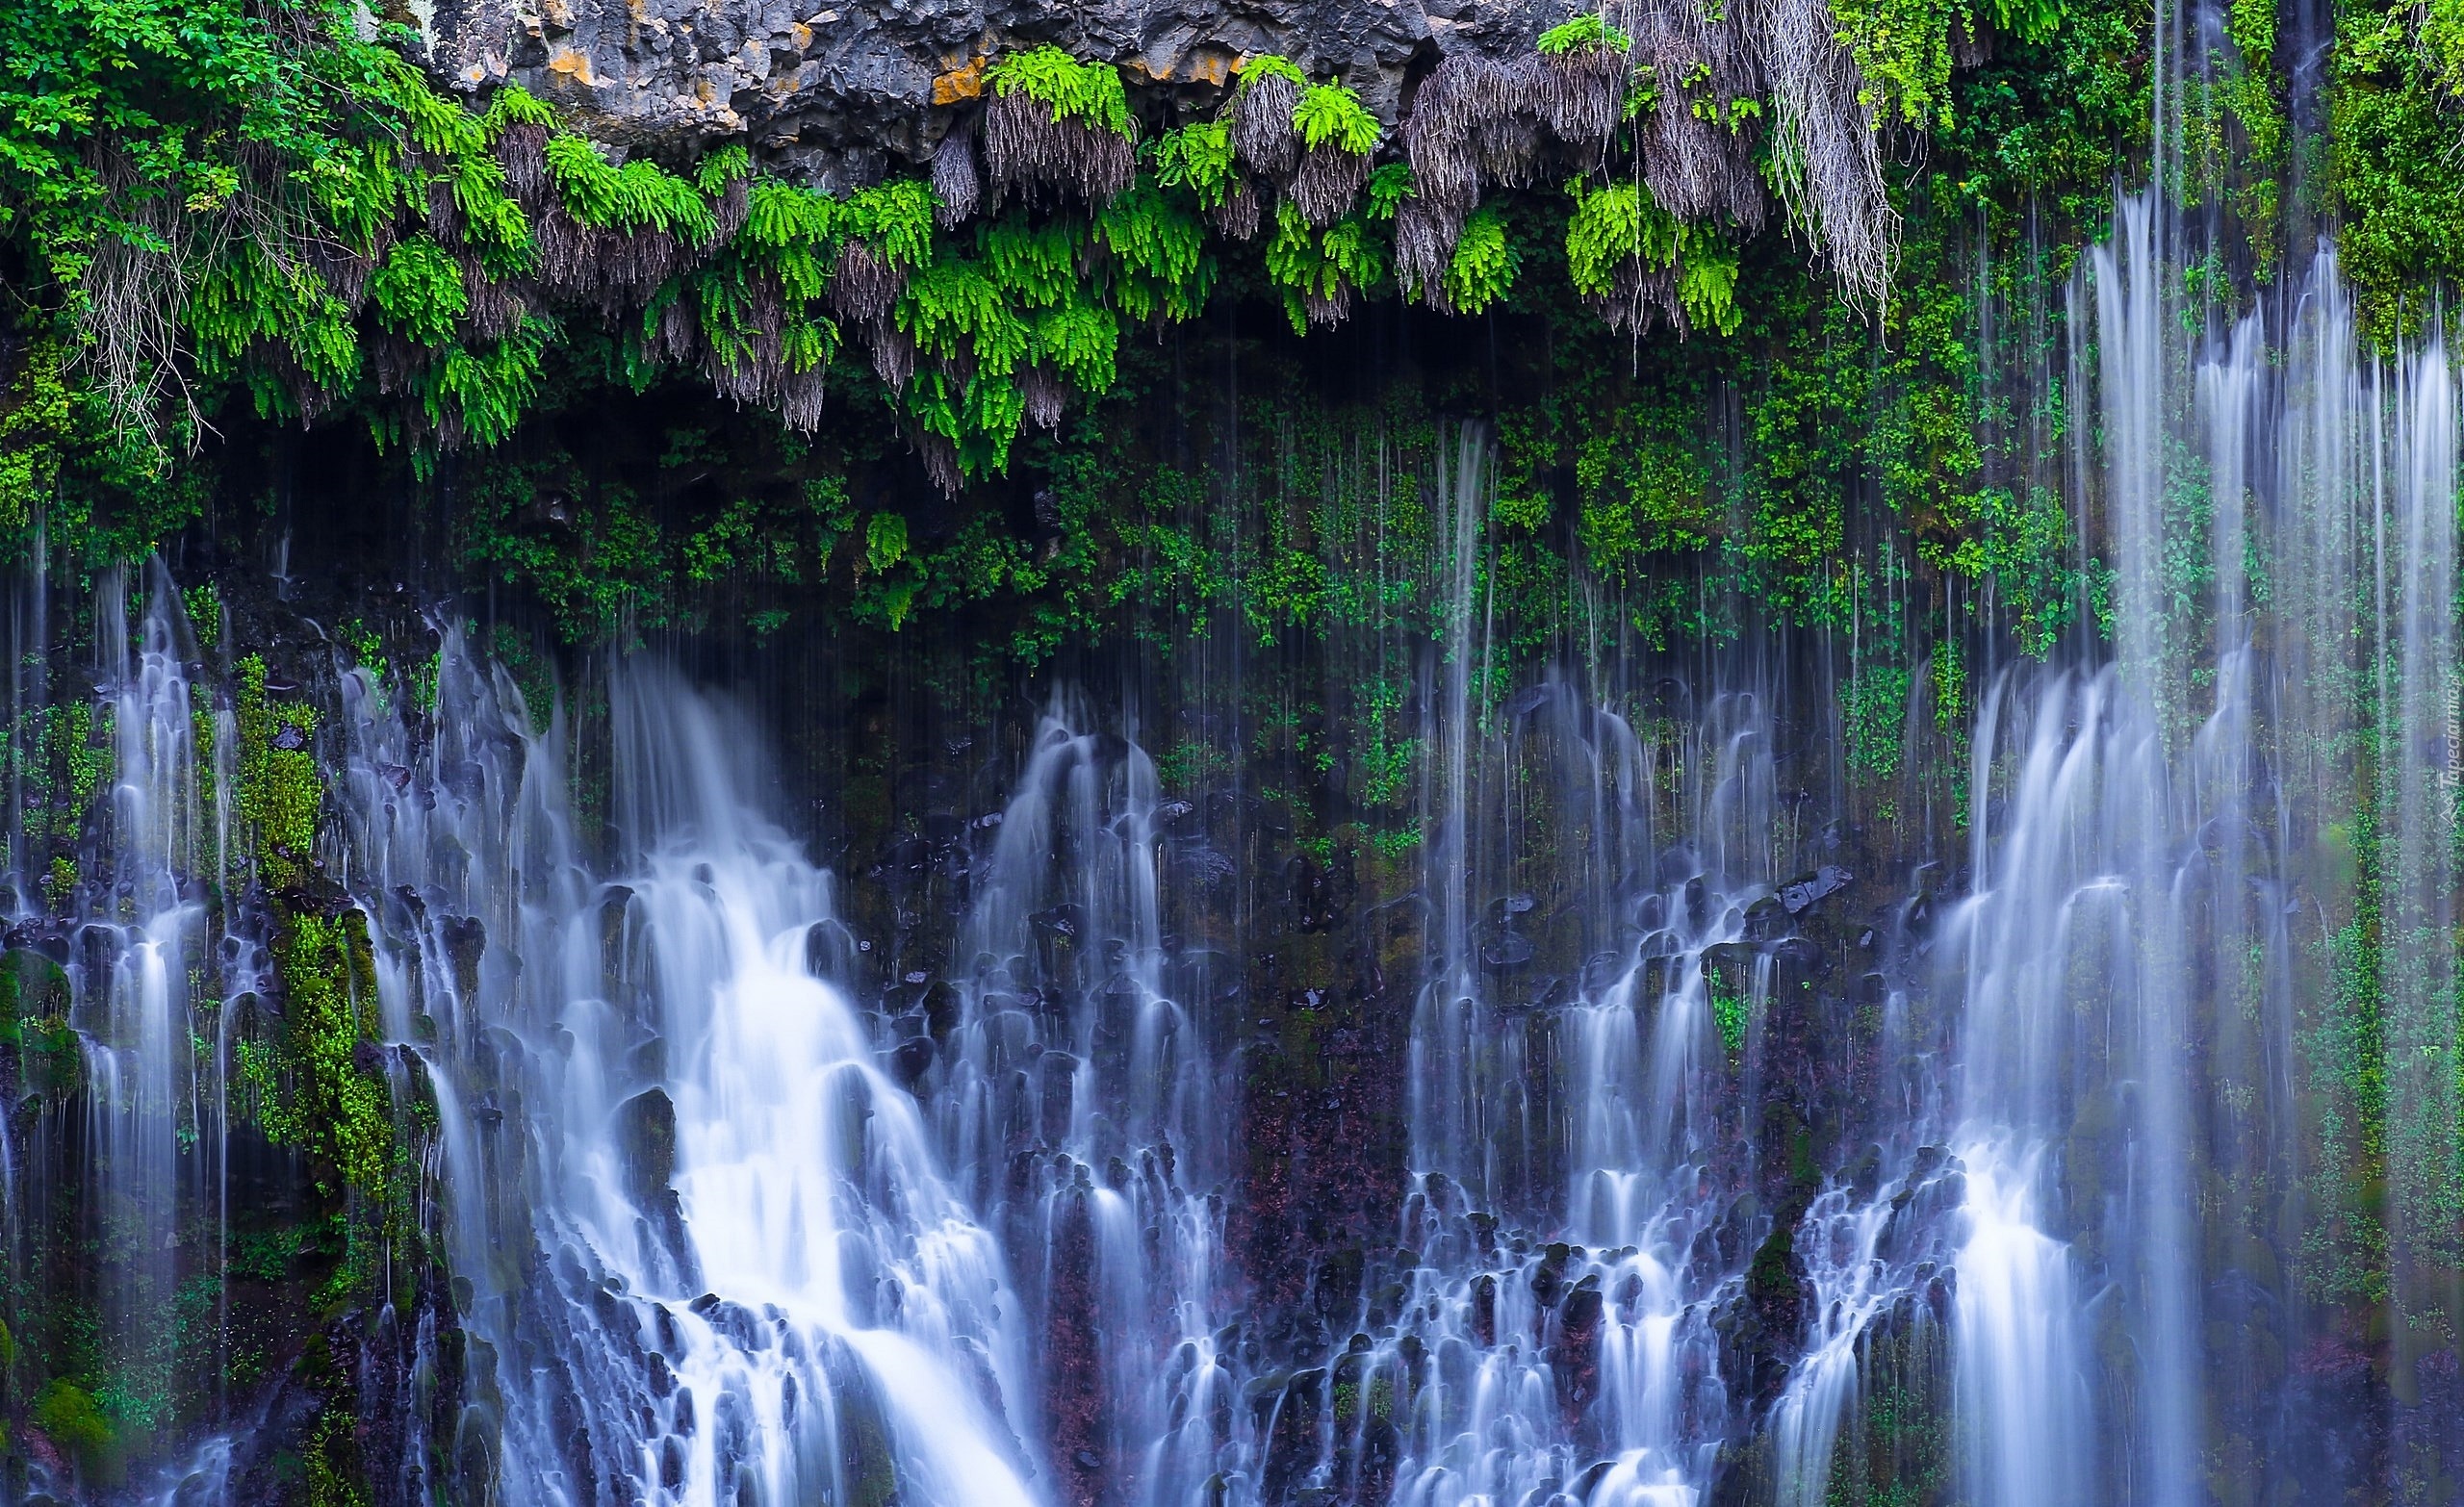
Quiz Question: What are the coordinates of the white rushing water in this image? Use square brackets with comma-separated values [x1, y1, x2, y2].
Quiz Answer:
[333, 647, 1045, 1507]
[8, 161, 2464, 1507]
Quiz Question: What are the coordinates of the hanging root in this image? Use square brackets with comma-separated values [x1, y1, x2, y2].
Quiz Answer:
[1759, 0, 1896, 310]
[932, 123, 983, 227]
[982, 91, 1134, 204]
[830, 239, 907, 325]
[1592, 260, 1685, 337]
[462, 255, 528, 341]
[1021, 363, 1068, 431]
[1541, 43, 1629, 158]
[1403, 53, 1533, 271]
[368, 332, 424, 396]
[1301, 282, 1352, 327]
[498, 122, 551, 208]
[866, 319, 917, 391]
[1473, 56, 1546, 186]
[1291, 145, 1370, 226]
[917, 432, 963, 497]
[1231, 71, 1303, 180]
[1395, 196, 1466, 310]
[1403, 57, 1479, 214]
[1211, 179, 1263, 241]
[1633, 0, 1767, 231]
[698, 273, 828, 434]
[424, 176, 466, 244]
[710, 172, 751, 247]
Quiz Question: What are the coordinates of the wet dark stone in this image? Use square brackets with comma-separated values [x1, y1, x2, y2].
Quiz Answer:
[441, 913, 487, 999]
[1779, 863, 1854, 914]
[1039, 1051, 1080, 1144]
[615, 1088, 678, 1200]
[1043, 1188, 1105, 1507]
[888, 1034, 936, 1086]
[1553, 1275, 1605, 1425]
[1481, 929, 1536, 970]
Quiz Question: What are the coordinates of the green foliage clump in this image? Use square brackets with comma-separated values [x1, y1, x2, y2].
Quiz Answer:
[1236, 54, 1309, 90]
[31, 1378, 116, 1478]
[367, 236, 469, 347]
[1095, 180, 1217, 321]
[2327, 0, 2464, 336]
[1293, 82, 1380, 154]
[985, 45, 1134, 137]
[261, 909, 393, 1198]
[1442, 204, 1520, 315]
[544, 133, 719, 241]
[1829, 0, 1968, 127]
[235, 653, 321, 891]
[1151, 121, 1240, 208]
[1537, 14, 1632, 53]
[1564, 180, 1739, 335]
[1264, 200, 1389, 333]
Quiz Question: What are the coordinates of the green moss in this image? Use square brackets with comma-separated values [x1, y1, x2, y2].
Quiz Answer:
[32, 1378, 118, 1480]
[236, 653, 322, 891]
[261, 909, 394, 1200]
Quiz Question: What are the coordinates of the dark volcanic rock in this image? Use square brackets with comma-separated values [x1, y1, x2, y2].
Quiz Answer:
[414, 0, 1565, 186]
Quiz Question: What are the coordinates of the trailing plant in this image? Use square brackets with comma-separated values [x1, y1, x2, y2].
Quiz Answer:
[1441, 203, 1521, 315]
[1564, 179, 1740, 335]
[1538, 14, 1633, 53]
[981, 45, 1137, 202]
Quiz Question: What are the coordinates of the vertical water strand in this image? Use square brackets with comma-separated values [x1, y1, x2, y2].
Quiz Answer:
[930, 707, 1229, 1507]
[2267, 251, 2370, 1476]
[2192, 308, 2272, 1506]
[2089, 173, 2210, 1507]
[83, 566, 216, 1439]
[1408, 421, 1492, 1192]
[2378, 337, 2461, 1415]
[1945, 672, 2093, 1507]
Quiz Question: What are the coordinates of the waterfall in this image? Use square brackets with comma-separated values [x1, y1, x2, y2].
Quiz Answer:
[336, 647, 1044, 1507]
[6, 158, 2464, 1507]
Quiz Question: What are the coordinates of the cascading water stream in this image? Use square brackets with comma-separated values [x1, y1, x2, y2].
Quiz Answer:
[922, 705, 1236, 1507]
[8, 160, 2464, 1507]
[332, 646, 1046, 1507]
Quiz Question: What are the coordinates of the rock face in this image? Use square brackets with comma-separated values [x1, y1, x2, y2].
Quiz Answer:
[412, 0, 1560, 186]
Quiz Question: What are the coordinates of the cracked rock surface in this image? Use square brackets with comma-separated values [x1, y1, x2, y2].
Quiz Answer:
[413, 0, 1568, 186]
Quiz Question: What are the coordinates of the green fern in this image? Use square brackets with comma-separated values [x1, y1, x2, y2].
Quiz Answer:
[1034, 296, 1120, 393]
[1094, 179, 1215, 321]
[1443, 205, 1520, 315]
[479, 83, 557, 140]
[427, 319, 551, 447]
[985, 45, 1135, 137]
[1236, 54, 1308, 90]
[543, 135, 718, 242]
[1365, 163, 1415, 221]
[1293, 82, 1380, 154]
[1150, 122, 1239, 208]
[738, 181, 839, 300]
[900, 255, 1032, 374]
[1263, 200, 1386, 333]
[1564, 179, 1739, 334]
[1537, 13, 1633, 52]
[842, 179, 939, 268]
[981, 217, 1083, 308]
[369, 236, 469, 346]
